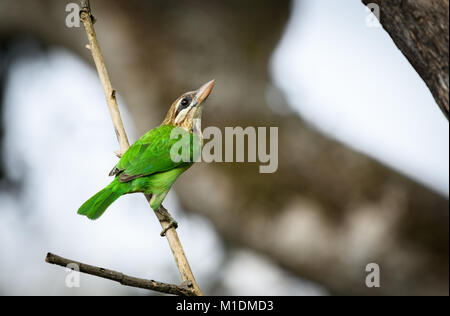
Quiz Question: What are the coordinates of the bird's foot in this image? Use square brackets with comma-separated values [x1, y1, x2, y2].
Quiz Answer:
[160, 219, 178, 237]
[156, 206, 178, 237]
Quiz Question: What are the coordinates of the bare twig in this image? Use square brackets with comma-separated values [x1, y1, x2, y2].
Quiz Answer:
[79, 0, 202, 296]
[46, 253, 195, 296]
[79, 0, 130, 157]
[45, 0, 203, 296]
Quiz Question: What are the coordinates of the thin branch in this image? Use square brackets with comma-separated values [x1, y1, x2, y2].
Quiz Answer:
[44, 0, 203, 296]
[79, 0, 202, 296]
[45, 253, 195, 296]
[79, 0, 129, 157]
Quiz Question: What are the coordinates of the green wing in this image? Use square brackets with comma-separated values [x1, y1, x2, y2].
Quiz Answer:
[111, 125, 194, 182]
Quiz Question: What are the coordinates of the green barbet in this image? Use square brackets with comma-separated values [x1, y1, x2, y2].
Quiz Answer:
[78, 80, 215, 234]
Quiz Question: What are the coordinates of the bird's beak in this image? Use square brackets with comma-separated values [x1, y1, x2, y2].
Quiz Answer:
[195, 79, 215, 105]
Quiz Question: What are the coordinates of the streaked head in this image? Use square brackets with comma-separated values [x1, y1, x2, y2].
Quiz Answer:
[163, 80, 215, 131]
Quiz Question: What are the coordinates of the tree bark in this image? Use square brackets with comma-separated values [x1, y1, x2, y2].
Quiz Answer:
[45, 253, 195, 296]
[362, 0, 449, 119]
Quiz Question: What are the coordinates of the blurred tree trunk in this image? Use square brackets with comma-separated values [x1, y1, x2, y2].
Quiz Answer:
[362, 0, 449, 119]
[1, 0, 448, 295]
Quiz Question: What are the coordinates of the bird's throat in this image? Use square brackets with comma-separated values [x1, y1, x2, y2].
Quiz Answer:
[193, 117, 203, 145]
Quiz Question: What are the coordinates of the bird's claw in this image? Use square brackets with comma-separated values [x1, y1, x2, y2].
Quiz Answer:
[156, 206, 178, 237]
[160, 219, 178, 237]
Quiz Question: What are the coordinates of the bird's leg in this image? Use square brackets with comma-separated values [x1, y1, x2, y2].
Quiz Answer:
[156, 205, 178, 237]
[147, 194, 179, 236]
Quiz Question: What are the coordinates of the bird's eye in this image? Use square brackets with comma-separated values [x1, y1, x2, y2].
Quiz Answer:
[180, 98, 190, 108]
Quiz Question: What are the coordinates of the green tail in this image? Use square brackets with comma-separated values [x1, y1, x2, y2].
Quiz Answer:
[78, 177, 128, 220]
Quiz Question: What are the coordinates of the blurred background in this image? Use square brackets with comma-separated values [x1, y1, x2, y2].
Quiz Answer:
[0, 0, 448, 295]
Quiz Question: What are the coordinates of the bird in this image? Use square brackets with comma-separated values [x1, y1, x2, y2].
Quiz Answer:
[78, 80, 215, 235]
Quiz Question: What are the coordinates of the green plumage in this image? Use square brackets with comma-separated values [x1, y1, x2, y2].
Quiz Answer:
[77, 177, 126, 220]
[78, 124, 199, 220]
